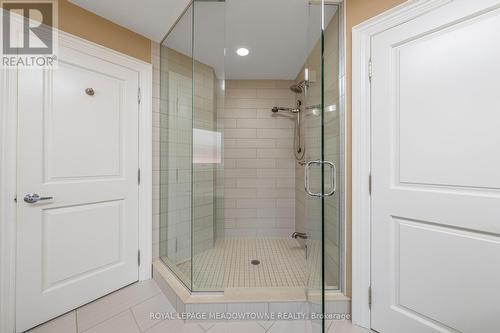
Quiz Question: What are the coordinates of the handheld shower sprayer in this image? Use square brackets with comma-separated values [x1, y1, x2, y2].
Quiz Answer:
[270, 81, 307, 160]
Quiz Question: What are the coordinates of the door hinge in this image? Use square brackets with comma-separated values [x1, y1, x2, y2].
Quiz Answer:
[138, 168, 141, 185]
[138, 87, 141, 104]
[368, 58, 373, 82]
[369, 173, 372, 195]
[368, 286, 372, 309]
[138, 250, 141, 266]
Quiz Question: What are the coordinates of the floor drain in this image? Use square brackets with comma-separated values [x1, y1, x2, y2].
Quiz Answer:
[251, 259, 260, 265]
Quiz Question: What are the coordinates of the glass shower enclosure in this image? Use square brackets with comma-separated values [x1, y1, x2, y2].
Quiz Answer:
[158, 1, 343, 331]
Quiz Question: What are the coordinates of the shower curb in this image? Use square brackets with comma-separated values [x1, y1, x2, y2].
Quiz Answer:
[153, 260, 351, 322]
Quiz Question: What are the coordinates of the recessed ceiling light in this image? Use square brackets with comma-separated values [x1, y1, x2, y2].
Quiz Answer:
[236, 48, 249, 56]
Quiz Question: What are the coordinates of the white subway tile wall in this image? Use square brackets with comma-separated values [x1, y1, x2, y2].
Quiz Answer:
[223, 80, 297, 238]
[157, 46, 220, 281]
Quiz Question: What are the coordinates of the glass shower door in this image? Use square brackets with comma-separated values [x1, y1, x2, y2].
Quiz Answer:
[303, 2, 341, 332]
[159, 0, 226, 292]
[159, 3, 194, 289]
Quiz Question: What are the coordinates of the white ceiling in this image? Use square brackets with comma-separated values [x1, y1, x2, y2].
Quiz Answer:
[69, 0, 190, 42]
[69, 0, 337, 80]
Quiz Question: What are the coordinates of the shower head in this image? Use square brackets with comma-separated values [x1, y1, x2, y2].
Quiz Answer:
[289, 80, 307, 94]
[289, 84, 303, 94]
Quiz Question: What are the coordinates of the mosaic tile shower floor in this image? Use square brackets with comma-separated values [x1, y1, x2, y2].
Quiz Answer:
[175, 238, 307, 289]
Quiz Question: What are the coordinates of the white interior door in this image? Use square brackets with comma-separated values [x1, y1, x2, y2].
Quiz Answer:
[371, 1, 500, 332]
[16, 43, 140, 332]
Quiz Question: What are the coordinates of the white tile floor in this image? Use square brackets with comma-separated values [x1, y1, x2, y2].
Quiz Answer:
[27, 280, 373, 333]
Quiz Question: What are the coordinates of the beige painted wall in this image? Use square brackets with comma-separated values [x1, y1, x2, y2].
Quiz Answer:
[58, 0, 151, 63]
[344, 0, 407, 297]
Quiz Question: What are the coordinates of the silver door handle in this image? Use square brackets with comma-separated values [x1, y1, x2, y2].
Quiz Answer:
[324, 161, 336, 197]
[304, 160, 336, 197]
[305, 160, 322, 197]
[24, 193, 53, 204]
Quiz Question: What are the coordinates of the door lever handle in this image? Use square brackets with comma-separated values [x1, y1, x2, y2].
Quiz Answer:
[23, 193, 53, 204]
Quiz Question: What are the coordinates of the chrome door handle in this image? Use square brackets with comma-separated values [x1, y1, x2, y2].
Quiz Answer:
[23, 193, 53, 204]
[324, 161, 336, 197]
[304, 160, 336, 197]
[305, 160, 322, 197]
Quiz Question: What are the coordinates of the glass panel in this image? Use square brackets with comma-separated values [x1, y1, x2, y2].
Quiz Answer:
[191, 0, 226, 292]
[303, 2, 324, 331]
[323, 4, 342, 292]
[159, 3, 194, 290]
[304, 2, 341, 332]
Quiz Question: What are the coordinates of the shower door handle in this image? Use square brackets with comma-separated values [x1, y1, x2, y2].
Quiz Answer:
[324, 161, 336, 197]
[304, 160, 322, 197]
[304, 160, 336, 197]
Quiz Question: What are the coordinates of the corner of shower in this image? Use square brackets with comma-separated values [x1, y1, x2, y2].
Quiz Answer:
[157, 0, 227, 294]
